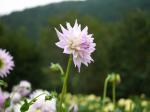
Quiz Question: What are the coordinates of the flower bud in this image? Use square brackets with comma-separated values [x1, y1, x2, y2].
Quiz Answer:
[50, 63, 64, 75]
[107, 73, 121, 84]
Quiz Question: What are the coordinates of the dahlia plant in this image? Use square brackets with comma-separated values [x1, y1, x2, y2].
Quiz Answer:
[55, 20, 96, 111]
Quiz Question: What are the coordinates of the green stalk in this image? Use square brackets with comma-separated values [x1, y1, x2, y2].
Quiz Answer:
[112, 76, 116, 111]
[29, 93, 47, 104]
[102, 76, 110, 111]
[58, 64, 64, 75]
[58, 55, 72, 112]
[129, 102, 133, 112]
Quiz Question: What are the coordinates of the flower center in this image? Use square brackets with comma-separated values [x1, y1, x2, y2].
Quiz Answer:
[0, 59, 4, 68]
[70, 41, 75, 49]
[69, 36, 81, 50]
[35, 109, 41, 112]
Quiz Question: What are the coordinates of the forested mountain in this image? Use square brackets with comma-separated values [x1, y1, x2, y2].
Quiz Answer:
[0, 0, 150, 39]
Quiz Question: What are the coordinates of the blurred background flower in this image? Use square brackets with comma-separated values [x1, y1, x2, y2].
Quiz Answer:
[0, 49, 14, 78]
[0, 88, 9, 109]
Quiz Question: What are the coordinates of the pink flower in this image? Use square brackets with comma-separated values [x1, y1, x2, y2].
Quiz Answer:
[0, 89, 9, 108]
[18, 80, 31, 96]
[0, 49, 14, 78]
[55, 20, 96, 72]
[0, 94, 5, 108]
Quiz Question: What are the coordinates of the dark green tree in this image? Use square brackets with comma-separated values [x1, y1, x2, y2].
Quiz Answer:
[109, 11, 150, 97]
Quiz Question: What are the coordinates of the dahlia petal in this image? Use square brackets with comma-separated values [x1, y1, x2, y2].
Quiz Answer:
[63, 46, 72, 54]
[66, 22, 72, 30]
[87, 55, 94, 62]
[60, 24, 68, 34]
[73, 51, 78, 58]
[55, 28, 63, 40]
[55, 42, 64, 48]
[82, 26, 88, 35]
[87, 34, 93, 38]
[78, 24, 81, 31]
[73, 20, 78, 30]
[82, 59, 88, 66]
[73, 57, 81, 72]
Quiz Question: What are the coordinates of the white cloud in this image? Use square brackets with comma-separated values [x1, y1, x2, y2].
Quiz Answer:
[0, 0, 85, 16]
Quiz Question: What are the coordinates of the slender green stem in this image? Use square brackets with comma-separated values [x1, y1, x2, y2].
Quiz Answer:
[129, 102, 132, 112]
[58, 64, 64, 75]
[58, 55, 72, 112]
[103, 78, 109, 105]
[102, 76, 110, 112]
[112, 76, 116, 111]
[29, 93, 47, 104]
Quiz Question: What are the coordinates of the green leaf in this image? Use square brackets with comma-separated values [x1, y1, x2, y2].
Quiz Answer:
[45, 95, 53, 101]
[20, 99, 30, 112]
[45, 91, 57, 101]
[0, 80, 7, 87]
[4, 97, 11, 108]
[51, 91, 57, 98]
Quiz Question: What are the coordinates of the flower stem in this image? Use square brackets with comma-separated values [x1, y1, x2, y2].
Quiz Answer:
[102, 76, 110, 110]
[58, 55, 72, 112]
[29, 93, 47, 104]
[58, 64, 64, 75]
[129, 102, 133, 112]
[112, 75, 116, 111]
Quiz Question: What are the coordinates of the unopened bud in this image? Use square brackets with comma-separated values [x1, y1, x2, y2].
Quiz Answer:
[50, 63, 64, 75]
[108, 73, 121, 83]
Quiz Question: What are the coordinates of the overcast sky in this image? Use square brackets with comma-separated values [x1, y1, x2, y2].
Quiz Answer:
[0, 0, 85, 16]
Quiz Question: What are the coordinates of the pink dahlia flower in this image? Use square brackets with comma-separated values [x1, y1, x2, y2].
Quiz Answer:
[0, 49, 14, 78]
[55, 20, 96, 72]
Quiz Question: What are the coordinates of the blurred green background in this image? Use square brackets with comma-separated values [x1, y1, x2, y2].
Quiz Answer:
[0, 0, 150, 98]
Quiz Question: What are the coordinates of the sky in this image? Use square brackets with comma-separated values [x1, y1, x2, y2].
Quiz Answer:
[0, 0, 85, 16]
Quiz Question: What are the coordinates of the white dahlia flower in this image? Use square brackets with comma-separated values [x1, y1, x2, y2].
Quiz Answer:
[29, 90, 56, 112]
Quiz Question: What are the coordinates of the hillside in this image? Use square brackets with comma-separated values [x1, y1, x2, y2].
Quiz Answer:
[0, 0, 150, 39]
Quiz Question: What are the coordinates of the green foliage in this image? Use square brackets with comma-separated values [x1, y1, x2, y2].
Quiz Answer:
[0, 23, 50, 90]
[109, 11, 150, 96]
[4, 97, 11, 109]
[20, 99, 31, 112]
[0, 80, 7, 87]
[0, 0, 150, 39]
[45, 91, 58, 101]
